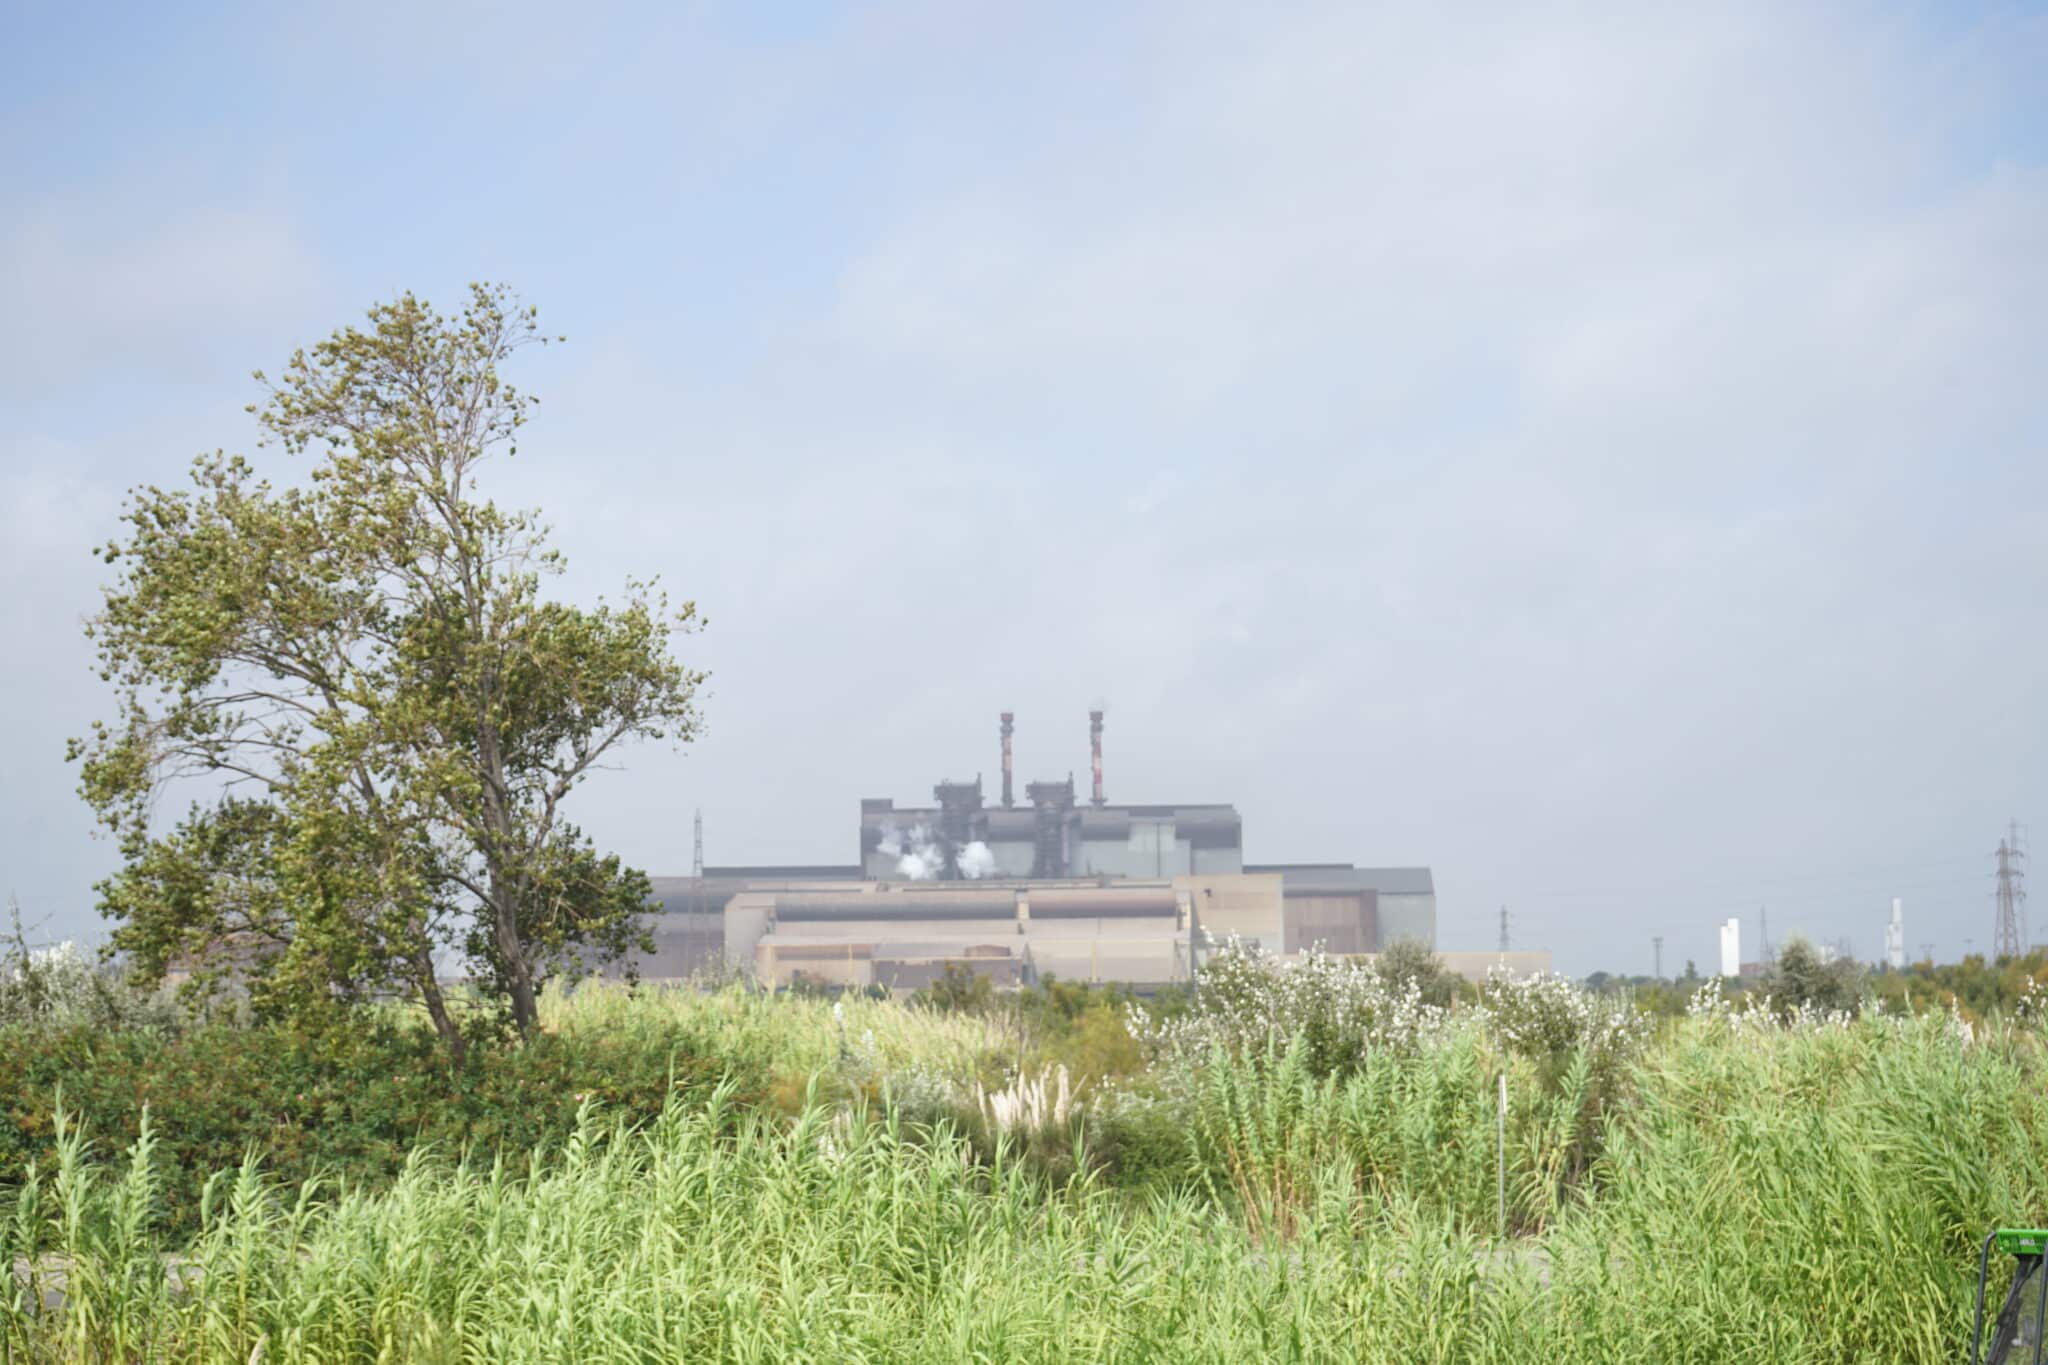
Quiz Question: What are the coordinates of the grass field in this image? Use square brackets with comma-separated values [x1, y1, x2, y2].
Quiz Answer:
[7, 968, 2048, 1362]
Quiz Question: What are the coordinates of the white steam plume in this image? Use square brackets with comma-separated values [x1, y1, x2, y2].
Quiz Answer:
[877, 820, 996, 880]
[957, 841, 997, 880]
[884, 822, 946, 880]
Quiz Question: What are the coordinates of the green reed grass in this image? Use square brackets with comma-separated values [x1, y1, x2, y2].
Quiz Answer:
[6, 997, 2046, 1361]
[539, 980, 1013, 1090]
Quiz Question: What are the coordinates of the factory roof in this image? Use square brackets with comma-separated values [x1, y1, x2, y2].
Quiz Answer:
[1245, 865, 1436, 896]
[860, 799, 1238, 819]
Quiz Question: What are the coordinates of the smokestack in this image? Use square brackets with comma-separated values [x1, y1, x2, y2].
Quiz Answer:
[1000, 712, 1015, 809]
[1089, 709, 1105, 807]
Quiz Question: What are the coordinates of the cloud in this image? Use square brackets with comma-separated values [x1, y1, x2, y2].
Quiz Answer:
[1, 196, 321, 399]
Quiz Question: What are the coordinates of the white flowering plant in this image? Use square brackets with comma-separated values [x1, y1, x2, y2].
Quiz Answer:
[1133, 939, 1452, 1078]
[0, 935, 182, 1033]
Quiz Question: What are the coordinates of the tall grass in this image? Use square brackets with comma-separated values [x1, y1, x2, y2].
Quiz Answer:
[539, 980, 1013, 1095]
[7, 989, 2047, 1361]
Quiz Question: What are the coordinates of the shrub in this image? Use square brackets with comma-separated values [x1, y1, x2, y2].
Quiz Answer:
[1135, 939, 1449, 1077]
[1761, 936, 1866, 1019]
[911, 963, 997, 1014]
[1479, 970, 1648, 1084]
[1373, 936, 1466, 1008]
[0, 1014, 750, 1235]
[1479, 970, 1651, 1200]
[0, 935, 184, 1035]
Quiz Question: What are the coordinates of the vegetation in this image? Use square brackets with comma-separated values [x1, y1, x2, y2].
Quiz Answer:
[1589, 946, 2048, 1022]
[69, 288, 702, 1060]
[1758, 935, 1867, 1018]
[7, 945, 2048, 1361]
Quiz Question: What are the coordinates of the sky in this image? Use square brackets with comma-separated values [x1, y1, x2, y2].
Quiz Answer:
[3, 1, 2045, 976]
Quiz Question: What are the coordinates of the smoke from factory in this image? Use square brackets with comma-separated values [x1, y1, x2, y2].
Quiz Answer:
[956, 841, 997, 879]
[877, 821, 997, 880]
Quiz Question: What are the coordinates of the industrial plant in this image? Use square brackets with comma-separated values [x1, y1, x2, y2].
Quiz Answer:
[618, 711, 1542, 993]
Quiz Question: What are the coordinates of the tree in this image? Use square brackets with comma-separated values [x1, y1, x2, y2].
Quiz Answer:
[1760, 936, 1864, 1018]
[1373, 936, 1462, 1007]
[71, 285, 704, 1059]
[915, 963, 995, 1014]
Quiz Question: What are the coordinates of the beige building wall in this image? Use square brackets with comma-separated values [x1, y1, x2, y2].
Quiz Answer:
[758, 940, 876, 989]
[1429, 950, 1553, 984]
[723, 872, 1439, 992]
[1179, 873, 1284, 953]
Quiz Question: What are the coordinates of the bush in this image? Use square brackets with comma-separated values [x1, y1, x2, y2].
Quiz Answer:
[0, 934, 184, 1035]
[1136, 939, 1449, 1077]
[0, 1014, 752, 1235]
[911, 963, 997, 1014]
[1761, 936, 1865, 1019]
[1480, 970, 1648, 1084]
[1373, 936, 1467, 1008]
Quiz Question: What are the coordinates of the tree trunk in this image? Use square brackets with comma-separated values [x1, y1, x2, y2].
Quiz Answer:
[492, 873, 540, 1037]
[414, 951, 467, 1066]
[476, 723, 541, 1038]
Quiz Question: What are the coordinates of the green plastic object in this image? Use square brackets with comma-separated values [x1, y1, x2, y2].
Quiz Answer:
[1977, 1229, 2048, 1364]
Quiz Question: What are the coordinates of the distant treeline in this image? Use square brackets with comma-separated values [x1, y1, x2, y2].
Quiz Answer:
[1586, 946, 2048, 1021]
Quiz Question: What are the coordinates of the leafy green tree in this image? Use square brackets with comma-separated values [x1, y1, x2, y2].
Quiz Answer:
[1373, 936, 1464, 1007]
[1760, 936, 1864, 1018]
[915, 963, 996, 1014]
[71, 286, 704, 1059]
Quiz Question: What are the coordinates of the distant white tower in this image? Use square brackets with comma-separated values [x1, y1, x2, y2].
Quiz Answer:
[1719, 917, 1742, 978]
[1885, 898, 1905, 970]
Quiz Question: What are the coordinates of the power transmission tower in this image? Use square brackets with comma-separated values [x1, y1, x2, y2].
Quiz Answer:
[1994, 820, 2028, 960]
[1652, 935, 1663, 980]
[1759, 906, 1771, 967]
[1498, 905, 1510, 953]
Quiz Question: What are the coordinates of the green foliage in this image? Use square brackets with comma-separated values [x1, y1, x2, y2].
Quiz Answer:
[0, 1014, 747, 1239]
[0, 910, 184, 1035]
[13, 976, 2048, 1359]
[5, 1006, 2046, 1361]
[1374, 936, 1468, 1007]
[1759, 935, 1866, 1018]
[1140, 940, 1449, 1078]
[911, 962, 996, 1015]
[70, 286, 704, 1055]
[1870, 948, 2048, 1021]
[1004, 976, 1147, 1088]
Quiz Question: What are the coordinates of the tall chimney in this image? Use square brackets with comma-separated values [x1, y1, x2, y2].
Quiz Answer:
[1089, 709, 1105, 807]
[1000, 712, 1015, 809]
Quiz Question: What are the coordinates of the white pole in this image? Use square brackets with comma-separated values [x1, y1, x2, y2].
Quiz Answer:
[1497, 1071, 1507, 1241]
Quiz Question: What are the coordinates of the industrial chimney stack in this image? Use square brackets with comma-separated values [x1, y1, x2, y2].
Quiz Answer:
[1089, 709, 1106, 807]
[1000, 712, 1015, 809]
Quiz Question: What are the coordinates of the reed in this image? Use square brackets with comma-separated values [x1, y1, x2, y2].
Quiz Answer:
[6, 987, 2045, 1361]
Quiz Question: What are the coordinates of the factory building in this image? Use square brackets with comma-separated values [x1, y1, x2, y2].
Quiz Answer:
[619, 711, 1442, 992]
[728, 875, 1283, 993]
[860, 789, 1245, 881]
